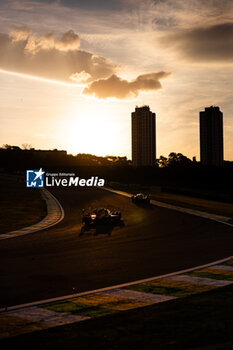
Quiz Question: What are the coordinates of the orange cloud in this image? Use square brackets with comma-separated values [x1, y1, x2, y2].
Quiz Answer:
[24, 29, 80, 54]
[83, 72, 171, 99]
[0, 28, 116, 83]
[10, 25, 31, 42]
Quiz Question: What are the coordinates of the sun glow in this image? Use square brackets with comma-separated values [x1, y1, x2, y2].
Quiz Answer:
[63, 103, 123, 156]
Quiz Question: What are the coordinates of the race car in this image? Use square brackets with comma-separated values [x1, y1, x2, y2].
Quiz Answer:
[82, 207, 122, 225]
[131, 193, 150, 204]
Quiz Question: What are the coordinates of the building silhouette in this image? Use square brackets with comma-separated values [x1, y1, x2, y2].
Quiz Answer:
[200, 106, 223, 166]
[131, 105, 156, 166]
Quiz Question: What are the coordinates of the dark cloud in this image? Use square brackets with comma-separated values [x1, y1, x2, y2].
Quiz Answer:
[161, 22, 233, 62]
[29, 0, 125, 11]
[0, 28, 116, 83]
[61, 0, 124, 10]
[55, 29, 80, 51]
[83, 72, 171, 99]
[153, 17, 177, 30]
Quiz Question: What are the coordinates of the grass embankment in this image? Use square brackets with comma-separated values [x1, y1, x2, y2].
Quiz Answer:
[1, 284, 233, 349]
[0, 175, 47, 234]
[151, 192, 233, 218]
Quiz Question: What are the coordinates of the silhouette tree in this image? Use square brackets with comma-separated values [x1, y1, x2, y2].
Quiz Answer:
[22, 144, 32, 150]
[157, 155, 168, 167]
[157, 153, 192, 168]
[168, 152, 192, 167]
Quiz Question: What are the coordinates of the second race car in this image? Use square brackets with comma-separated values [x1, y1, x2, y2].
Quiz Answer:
[131, 193, 150, 204]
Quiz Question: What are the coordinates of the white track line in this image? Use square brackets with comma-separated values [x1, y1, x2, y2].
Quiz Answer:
[1, 255, 232, 313]
[0, 188, 64, 240]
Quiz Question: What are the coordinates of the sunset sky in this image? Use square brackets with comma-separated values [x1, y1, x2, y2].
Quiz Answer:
[0, 0, 233, 160]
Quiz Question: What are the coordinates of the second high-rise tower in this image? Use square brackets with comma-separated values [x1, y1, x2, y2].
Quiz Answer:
[131, 106, 156, 166]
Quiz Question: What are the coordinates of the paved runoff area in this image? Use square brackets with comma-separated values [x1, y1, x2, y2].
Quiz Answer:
[0, 188, 64, 240]
[1, 257, 233, 340]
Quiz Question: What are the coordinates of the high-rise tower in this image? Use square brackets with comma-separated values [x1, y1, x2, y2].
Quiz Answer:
[200, 106, 223, 166]
[131, 106, 156, 166]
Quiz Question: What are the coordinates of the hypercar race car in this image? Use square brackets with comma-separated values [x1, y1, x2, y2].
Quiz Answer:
[82, 207, 122, 225]
[131, 193, 150, 204]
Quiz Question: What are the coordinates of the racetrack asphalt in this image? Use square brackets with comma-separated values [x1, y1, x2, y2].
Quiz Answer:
[0, 186, 232, 308]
